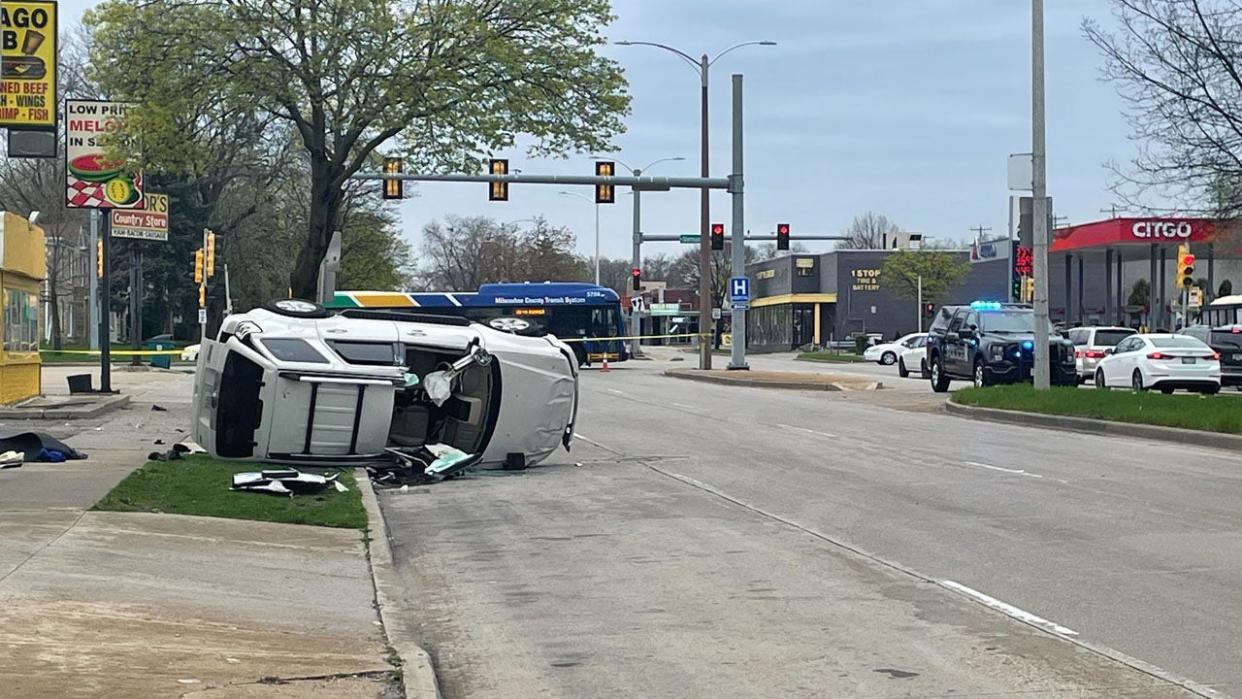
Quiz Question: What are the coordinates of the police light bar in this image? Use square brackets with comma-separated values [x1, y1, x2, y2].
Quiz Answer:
[970, 301, 1003, 311]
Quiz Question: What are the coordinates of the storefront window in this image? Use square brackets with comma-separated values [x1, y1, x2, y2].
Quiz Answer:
[4, 288, 38, 353]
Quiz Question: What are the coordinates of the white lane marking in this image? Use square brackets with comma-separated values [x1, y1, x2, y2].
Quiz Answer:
[606, 389, 626, 396]
[776, 423, 838, 439]
[963, 460, 1043, 479]
[941, 580, 1078, 636]
[673, 402, 695, 409]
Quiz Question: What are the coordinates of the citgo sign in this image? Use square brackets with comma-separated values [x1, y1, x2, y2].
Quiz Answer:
[1131, 221, 1193, 240]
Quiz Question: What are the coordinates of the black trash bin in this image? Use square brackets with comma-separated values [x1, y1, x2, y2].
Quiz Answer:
[67, 374, 92, 394]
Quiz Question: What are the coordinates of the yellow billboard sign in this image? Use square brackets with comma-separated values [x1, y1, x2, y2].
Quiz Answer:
[0, 1, 56, 129]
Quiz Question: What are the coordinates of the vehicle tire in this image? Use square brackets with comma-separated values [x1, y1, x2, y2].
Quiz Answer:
[920, 358, 930, 379]
[898, 358, 910, 378]
[930, 357, 951, 393]
[1201, 385, 1220, 395]
[573, 346, 589, 368]
[972, 360, 990, 388]
[1131, 370, 1147, 392]
[1095, 370, 1107, 389]
[1160, 387, 1175, 395]
[881, 351, 897, 366]
[262, 298, 330, 319]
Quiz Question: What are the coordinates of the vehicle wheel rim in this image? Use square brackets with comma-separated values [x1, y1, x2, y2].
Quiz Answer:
[1132, 372, 1142, 390]
[931, 364, 939, 383]
[1096, 372, 1105, 388]
[882, 353, 895, 365]
[974, 364, 984, 387]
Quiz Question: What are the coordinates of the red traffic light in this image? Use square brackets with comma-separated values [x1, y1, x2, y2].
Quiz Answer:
[631, 267, 640, 277]
[1181, 253, 1195, 266]
[776, 223, 790, 235]
[711, 223, 724, 235]
[776, 222, 790, 251]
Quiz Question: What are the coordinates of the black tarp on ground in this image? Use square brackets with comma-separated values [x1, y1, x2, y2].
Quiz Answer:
[0, 432, 87, 461]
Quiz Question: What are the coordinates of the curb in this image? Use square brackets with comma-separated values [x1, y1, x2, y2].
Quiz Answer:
[0, 394, 131, 420]
[944, 400, 1242, 452]
[356, 469, 442, 699]
[663, 369, 881, 392]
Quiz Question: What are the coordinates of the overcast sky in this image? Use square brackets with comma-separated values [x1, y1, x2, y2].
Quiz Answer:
[60, 0, 1138, 262]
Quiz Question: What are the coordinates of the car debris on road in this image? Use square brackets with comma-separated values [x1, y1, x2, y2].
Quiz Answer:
[230, 469, 349, 497]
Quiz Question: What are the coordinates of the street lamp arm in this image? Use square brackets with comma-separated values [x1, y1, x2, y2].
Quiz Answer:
[639, 156, 686, 173]
[709, 41, 777, 67]
[613, 40, 701, 71]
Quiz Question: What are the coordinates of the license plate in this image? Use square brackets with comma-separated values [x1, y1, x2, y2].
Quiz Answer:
[1181, 357, 1195, 364]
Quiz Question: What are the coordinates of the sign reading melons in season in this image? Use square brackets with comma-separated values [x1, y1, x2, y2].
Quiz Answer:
[0, 1, 57, 129]
[111, 192, 168, 241]
[65, 99, 144, 209]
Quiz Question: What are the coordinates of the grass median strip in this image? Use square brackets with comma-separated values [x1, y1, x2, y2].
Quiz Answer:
[953, 385, 1242, 435]
[796, 351, 868, 363]
[95, 455, 367, 529]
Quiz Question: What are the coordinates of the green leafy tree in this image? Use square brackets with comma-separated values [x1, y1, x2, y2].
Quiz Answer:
[879, 250, 970, 305]
[337, 210, 414, 292]
[86, 0, 629, 299]
[1220, 279, 1234, 298]
[1128, 279, 1150, 307]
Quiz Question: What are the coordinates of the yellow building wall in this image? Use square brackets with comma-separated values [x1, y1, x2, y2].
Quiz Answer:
[0, 213, 46, 404]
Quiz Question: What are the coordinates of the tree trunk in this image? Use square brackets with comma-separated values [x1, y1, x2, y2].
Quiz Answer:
[290, 160, 343, 300]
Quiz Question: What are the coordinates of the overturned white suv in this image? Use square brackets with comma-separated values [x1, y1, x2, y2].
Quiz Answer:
[191, 299, 578, 472]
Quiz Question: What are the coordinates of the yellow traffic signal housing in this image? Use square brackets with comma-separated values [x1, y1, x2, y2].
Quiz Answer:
[198, 285, 206, 308]
[595, 161, 615, 204]
[96, 239, 103, 278]
[1023, 276, 1035, 303]
[1176, 244, 1195, 289]
[489, 159, 508, 201]
[194, 248, 204, 284]
[382, 158, 403, 200]
[205, 232, 217, 277]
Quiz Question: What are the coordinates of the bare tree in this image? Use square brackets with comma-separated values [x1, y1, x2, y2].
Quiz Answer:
[1084, 1, 1242, 220]
[418, 216, 586, 290]
[837, 212, 900, 250]
[641, 253, 673, 282]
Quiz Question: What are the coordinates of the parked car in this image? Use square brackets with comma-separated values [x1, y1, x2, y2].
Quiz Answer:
[897, 334, 930, 378]
[190, 299, 579, 473]
[1093, 333, 1221, 394]
[1179, 324, 1242, 388]
[926, 301, 1078, 391]
[1065, 326, 1135, 384]
[864, 332, 924, 365]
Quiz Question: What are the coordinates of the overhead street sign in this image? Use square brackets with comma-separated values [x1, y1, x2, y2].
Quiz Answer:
[0, 1, 56, 130]
[679, 234, 700, 244]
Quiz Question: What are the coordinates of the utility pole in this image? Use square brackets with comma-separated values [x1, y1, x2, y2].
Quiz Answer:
[728, 73, 748, 370]
[88, 209, 99, 350]
[917, 275, 924, 333]
[1032, 0, 1051, 390]
[199, 228, 209, 344]
[630, 169, 643, 358]
[98, 217, 112, 393]
[970, 225, 992, 240]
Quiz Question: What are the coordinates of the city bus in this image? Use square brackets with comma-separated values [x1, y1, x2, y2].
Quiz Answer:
[328, 282, 628, 366]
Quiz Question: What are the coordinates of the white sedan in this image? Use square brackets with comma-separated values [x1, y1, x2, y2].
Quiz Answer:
[191, 299, 578, 474]
[897, 334, 931, 378]
[1093, 333, 1221, 394]
[864, 333, 925, 366]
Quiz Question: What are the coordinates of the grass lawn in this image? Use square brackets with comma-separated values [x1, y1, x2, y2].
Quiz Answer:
[952, 385, 1242, 435]
[95, 455, 367, 529]
[796, 351, 869, 363]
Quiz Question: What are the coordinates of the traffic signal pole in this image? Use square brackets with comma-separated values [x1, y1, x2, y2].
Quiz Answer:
[630, 171, 644, 358]
[1031, 0, 1052, 390]
[728, 73, 748, 370]
[98, 217, 112, 393]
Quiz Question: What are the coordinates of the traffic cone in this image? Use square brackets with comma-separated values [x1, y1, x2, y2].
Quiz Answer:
[601, 355, 610, 373]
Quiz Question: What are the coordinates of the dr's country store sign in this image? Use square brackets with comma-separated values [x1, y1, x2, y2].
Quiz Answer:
[0, 1, 56, 129]
[65, 99, 144, 210]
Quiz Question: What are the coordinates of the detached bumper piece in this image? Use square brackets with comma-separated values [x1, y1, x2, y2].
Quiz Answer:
[367, 444, 479, 488]
[230, 469, 348, 497]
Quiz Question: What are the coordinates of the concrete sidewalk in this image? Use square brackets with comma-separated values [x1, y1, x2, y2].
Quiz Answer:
[0, 375, 395, 697]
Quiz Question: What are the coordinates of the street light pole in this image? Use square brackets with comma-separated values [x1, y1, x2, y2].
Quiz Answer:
[1032, 0, 1051, 390]
[614, 39, 775, 370]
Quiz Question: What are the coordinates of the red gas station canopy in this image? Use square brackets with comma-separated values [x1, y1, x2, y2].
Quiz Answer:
[1050, 218, 1218, 253]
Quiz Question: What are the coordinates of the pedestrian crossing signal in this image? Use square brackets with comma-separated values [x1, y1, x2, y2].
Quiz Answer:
[489, 159, 508, 201]
[711, 223, 724, 251]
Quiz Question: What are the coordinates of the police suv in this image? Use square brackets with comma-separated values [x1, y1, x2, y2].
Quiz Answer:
[926, 302, 1078, 391]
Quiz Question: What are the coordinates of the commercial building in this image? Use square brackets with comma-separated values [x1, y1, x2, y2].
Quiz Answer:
[0, 213, 46, 404]
[745, 249, 1002, 351]
[743, 217, 1242, 353]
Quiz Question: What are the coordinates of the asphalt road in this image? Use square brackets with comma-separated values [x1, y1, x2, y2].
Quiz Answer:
[383, 357, 1242, 698]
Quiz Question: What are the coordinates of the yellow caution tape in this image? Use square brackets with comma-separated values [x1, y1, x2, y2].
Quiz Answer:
[39, 349, 185, 356]
[559, 333, 702, 344]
